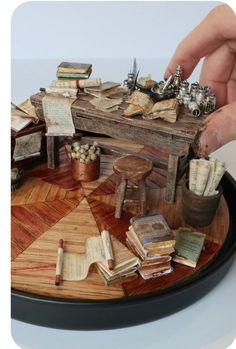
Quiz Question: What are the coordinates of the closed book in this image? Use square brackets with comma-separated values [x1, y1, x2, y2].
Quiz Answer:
[56, 71, 92, 79]
[57, 61, 92, 74]
[173, 228, 206, 268]
[130, 214, 175, 249]
[84, 81, 121, 98]
[126, 228, 175, 259]
[139, 266, 173, 280]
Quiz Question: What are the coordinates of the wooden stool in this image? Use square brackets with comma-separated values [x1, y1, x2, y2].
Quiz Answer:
[113, 155, 153, 218]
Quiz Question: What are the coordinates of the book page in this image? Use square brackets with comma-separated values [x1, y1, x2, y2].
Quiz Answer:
[42, 95, 76, 136]
[11, 109, 32, 132]
[18, 98, 38, 120]
[13, 131, 42, 161]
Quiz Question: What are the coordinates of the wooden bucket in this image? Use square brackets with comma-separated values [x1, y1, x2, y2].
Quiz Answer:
[71, 157, 100, 182]
[182, 180, 223, 227]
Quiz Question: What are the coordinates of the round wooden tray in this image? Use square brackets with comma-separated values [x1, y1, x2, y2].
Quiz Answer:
[11, 172, 236, 330]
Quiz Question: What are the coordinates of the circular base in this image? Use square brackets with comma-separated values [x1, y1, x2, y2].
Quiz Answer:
[11, 173, 236, 330]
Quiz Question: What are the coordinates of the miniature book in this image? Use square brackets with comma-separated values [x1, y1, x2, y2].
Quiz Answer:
[173, 228, 206, 268]
[13, 131, 42, 161]
[145, 98, 179, 123]
[124, 91, 154, 117]
[57, 62, 92, 74]
[11, 99, 39, 132]
[84, 81, 121, 98]
[130, 214, 175, 249]
[11, 109, 33, 132]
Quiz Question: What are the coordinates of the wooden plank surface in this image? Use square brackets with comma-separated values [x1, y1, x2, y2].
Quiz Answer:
[11, 139, 230, 300]
[31, 92, 204, 141]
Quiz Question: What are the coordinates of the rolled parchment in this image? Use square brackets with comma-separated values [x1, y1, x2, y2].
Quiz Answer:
[203, 158, 216, 196]
[101, 230, 114, 270]
[207, 160, 225, 196]
[194, 159, 210, 196]
[51, 78, 101, 89]
[189, 159, 198, 192]
[78, 78, 101, 89]
[55, 239, 64, 286]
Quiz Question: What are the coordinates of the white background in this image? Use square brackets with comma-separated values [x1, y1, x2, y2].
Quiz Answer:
[9, 1, 236, 349]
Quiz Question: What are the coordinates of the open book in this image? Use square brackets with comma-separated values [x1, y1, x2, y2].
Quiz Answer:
[11, 99, 38, 132]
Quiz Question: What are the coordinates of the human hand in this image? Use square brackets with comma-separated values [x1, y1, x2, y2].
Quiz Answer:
[165, 4, 236, 156]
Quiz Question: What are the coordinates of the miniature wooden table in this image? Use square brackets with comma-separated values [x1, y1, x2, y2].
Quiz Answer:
[30, 92, 204, 203]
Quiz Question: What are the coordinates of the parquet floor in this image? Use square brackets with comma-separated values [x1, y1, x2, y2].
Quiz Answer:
[11, 138, 229, 300]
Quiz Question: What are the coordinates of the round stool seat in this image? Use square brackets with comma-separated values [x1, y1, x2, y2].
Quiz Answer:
[113, 155, 153, 181]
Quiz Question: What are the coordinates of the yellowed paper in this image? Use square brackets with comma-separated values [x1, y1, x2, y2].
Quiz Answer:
[124, 91, 154, 117]
[17, 98, 38, 120]
[101, 230, 114, 261]
[45, 87, 78, 98]
[203, 158, 216, 196]
[78, 78, 101, 89]
[11, 109, 32, 132]
[194, 159, 210, 196]
[189, 159, 198, 192]
[42, 95, 76, 136]
[90, 96, 122, 111]
[13, 131, 42, 161]
[208, 160, 225, 196]
[55, 247, 64, 275]
[62, 236, 105, 281]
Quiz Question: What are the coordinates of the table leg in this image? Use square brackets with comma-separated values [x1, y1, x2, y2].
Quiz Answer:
[47, 136, 59, 169]
[165, 154, 180, 203]
[138, 179, 147, 215]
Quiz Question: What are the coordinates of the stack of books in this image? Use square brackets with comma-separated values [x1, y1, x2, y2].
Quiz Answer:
[126, 214, 176, 280]
[56, 61, 92, 80]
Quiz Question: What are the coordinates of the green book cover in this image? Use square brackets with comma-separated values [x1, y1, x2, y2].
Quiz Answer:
[173, 228, 206, 267]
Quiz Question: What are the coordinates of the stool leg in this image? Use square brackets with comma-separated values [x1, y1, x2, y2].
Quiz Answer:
[138, 179, 147, 215]
[115, 178, 127, 219]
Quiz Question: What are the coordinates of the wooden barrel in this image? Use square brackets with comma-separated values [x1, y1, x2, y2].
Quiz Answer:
[182, 180, 223, 227]
[71, 157, 100, 182]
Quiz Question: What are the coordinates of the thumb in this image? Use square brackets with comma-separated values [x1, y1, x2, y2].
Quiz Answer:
[198, 101, 236, 156]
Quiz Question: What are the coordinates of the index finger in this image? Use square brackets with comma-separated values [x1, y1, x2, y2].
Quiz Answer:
[164, 4, 236, 79]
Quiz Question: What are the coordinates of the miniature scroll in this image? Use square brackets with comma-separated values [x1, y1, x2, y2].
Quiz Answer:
[13, 131, 42, 161]
[42, 95, 76, 136]
[194, 159, 210, 196]
[189, 158, 225, 197]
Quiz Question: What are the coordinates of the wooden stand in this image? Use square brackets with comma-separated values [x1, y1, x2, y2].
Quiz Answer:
[113, 155, 153, 218]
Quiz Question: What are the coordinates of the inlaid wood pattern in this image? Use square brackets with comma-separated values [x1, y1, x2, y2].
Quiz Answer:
[11, 138, 230, 300]
[11, 199, 124, 299]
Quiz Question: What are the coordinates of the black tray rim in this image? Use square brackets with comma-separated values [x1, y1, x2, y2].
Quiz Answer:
[11, 172, 236, 329]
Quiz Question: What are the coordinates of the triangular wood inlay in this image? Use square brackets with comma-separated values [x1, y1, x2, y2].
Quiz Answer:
[11, 197, 82, 259]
